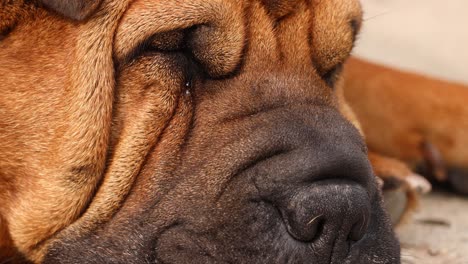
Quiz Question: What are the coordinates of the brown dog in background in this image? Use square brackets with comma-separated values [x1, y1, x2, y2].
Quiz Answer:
[1, 0, 467, 263]
[343, 58, 468, 209]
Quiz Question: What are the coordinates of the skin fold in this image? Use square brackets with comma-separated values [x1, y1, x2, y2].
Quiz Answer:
[4, 0, 465, 263]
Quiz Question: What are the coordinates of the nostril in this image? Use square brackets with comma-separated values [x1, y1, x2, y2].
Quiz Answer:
[281, 208, 324, 242]
[306, 214, 324, 238]
[348, 215, 368, 242]
[277, 180, 371, 248]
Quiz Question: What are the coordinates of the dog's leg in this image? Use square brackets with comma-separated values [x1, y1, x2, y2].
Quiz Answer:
[343, 57, 468, 195]
[368, 151, 431, 225]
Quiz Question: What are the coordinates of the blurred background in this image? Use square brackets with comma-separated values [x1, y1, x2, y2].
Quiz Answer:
[353, 1, 468, 263]
[355, 0, 468, 84]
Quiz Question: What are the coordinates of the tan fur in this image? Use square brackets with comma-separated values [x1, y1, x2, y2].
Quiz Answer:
[39, 0, 103, 20]
[0, 0, 250, 261]
[310, 0, 362, 76]
[0, 0, 132, 260]
[0, 0, 465, 262]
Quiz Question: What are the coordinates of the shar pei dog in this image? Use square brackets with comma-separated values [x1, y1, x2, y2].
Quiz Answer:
[1, 0, 468, 263]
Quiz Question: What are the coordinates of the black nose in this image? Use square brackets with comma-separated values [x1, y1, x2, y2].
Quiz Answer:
[248, 107, 376, 261]
[279, 180, 370, 244]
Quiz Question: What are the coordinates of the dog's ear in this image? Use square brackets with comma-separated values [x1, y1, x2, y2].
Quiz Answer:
[40, 0, 103, 21]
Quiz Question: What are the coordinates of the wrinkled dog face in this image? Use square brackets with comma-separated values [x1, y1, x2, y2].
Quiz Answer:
[0, 0, 399, 263]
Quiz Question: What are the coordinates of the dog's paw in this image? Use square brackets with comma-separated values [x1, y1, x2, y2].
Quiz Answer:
[404, 173, 432, 194]
[369, 152, 431, 225]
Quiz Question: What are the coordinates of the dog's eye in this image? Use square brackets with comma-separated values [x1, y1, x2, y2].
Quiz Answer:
[124, 30, 188, 64]
[0, 27, 13, 42]
[149, 30, 186, 52]
[321, 63, 344, 88]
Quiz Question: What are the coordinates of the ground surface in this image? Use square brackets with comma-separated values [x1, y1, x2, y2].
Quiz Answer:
[397, 190, 468, 264]
[354, 0, 468, 263]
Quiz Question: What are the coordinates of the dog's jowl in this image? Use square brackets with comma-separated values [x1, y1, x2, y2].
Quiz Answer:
[0, 0, 400, 263]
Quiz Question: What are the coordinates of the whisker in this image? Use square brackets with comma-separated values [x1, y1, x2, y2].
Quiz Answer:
[363, 11, 393, 22]
[307, 214, 323, 226]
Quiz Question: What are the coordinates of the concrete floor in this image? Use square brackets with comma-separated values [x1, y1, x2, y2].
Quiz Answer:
[354, 0, 468, 263]
[397, 191, 468, 264]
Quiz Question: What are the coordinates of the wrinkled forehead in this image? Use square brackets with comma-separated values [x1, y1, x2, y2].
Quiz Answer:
[115, 0, 362, 46]
[116, 0, 362, 20]
[114, 0, 362, 74]
[261, 0, 361, 19]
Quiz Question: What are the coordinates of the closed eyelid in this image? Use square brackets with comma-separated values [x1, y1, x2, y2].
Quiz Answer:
[114, 1, 224, 62]
[118, 29, 189, 66]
